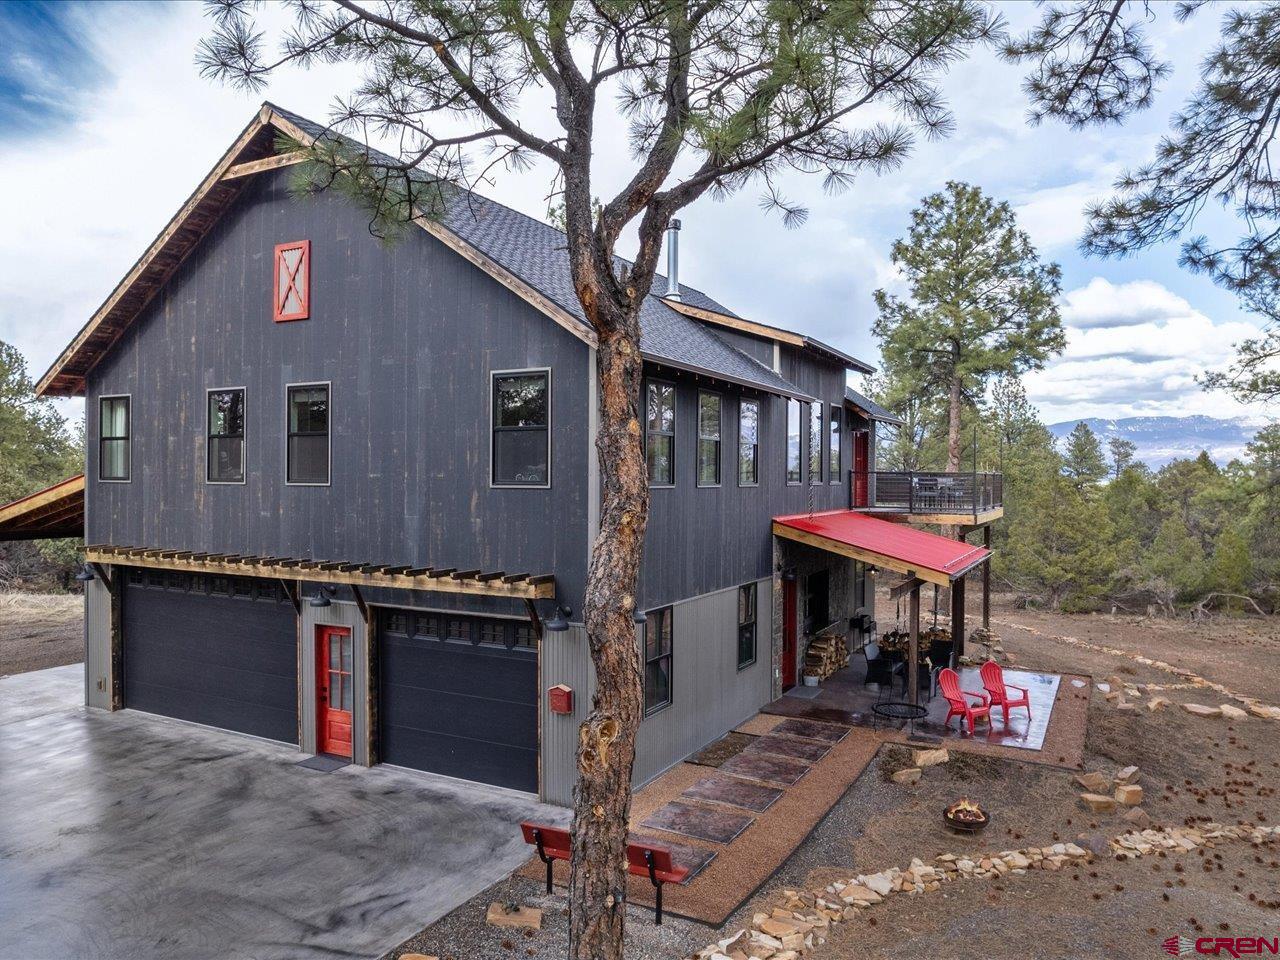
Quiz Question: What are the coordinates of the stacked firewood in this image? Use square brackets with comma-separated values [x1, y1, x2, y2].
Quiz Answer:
[804, 634, 849, 681]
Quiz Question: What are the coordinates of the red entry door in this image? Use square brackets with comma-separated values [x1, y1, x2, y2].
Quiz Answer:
[316, 626, 353, 758]
[782, 579, 798, 691]
[852, 430, 870, 508]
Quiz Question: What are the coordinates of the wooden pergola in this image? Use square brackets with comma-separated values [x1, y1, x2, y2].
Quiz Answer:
[83, 544, 555, 601]
[0, 474, 85, 541]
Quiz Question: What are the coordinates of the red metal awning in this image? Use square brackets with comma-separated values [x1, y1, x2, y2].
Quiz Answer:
[772, 509, 989, 586]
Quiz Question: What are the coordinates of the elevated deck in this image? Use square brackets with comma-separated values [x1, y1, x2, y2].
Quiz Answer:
[851, 470, 1003, 525]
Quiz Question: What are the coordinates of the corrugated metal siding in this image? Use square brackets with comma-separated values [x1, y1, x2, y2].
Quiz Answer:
[84, 577, 112, 709]
[300, 600, 367, 763]
[539, 577, 772, 806]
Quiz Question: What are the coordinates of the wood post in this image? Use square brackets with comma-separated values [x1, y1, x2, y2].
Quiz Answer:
[982, 524, 991, 631]
[908, 584, 920, 706]
[950, 575, 966, 664]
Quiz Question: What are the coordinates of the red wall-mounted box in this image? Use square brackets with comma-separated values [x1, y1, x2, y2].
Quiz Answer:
[548, 684, 574, 715]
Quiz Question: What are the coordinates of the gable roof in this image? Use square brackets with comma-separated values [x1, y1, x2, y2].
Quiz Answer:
[38, 103, 858, 399]
[845, 387, 905, 426]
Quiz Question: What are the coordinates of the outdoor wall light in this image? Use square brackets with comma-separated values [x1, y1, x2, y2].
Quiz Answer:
[634, 609, 647, 625]
[544, 605, 571, 633]
[74, 563, 96, 582]
[308, 585, 337, 608]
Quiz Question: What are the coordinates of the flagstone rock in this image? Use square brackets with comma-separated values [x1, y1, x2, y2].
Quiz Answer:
[1123, 807, 1151, 828]
[1219, 704, 1248, 720]
[1115, 765, 1140, 784]
[1182, 703, 1221, 718]
[891, 767, 922, 784]
[1115, 784, 1143, 806]
[1080, 792, 1116, 813]
[1075, 771, 1110, 792]
[913, 748, 950, 767]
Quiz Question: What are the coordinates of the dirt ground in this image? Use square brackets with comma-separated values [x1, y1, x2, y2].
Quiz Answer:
[0, 592, 82, 676]
[391, 597, 1280, 960]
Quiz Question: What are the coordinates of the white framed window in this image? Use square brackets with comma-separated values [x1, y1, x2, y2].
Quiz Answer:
[286, 382, 330, 485]
[697, 390, 722, 487]
[99, 395, 130, 482]
[491, 369, 551, 488]
[738, 398, 759, 486]
[829, 404, 841, 484]
[786, 398, 801, 485]
[207, 387, 246, 484]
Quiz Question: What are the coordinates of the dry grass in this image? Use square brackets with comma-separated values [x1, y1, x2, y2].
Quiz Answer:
[0, 591, 81, 621]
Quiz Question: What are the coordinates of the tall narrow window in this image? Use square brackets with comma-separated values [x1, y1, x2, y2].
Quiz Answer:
[99, 396, 130, 481]
[643, 606, 673, 715]
[829, 405, 841, 483]
[809, 401, 823, 484]
[737, 582, 757, 669]
[492, 370, 550, 487]
[786, 398, 801, 484]
[697, 391, 721, 486]
[287, 383, 329, 484]
[646, 381, 675, 486]
[273, 240, 311, 322]
[738, 398, 759, 486]
[207, 388, 245, 483]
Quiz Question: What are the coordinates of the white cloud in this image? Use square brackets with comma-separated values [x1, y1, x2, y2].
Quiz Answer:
[1060, 277, 1194, 329]
[1026, 278, 1261, 421]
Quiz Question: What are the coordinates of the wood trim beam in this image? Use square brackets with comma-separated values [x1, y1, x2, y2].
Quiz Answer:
[0, 474, 85, 525]
[862, 507, 1004, 526]
[663, 300, 806, 347]
[888, 576, 925, 602]
[84, 547, 555, 599]
[222, 151, 308, 180]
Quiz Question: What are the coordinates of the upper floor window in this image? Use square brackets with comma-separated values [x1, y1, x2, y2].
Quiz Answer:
[287, 383, 329, 484]
[809, 401, 823, 484]
[697, 391, 721, 487]
[492, 370, 550, 487]
[99, 396, 130, 482]
[643, 606, 673, 715]
[273, 241, 311, 322]
[207, 388, 245, 483]
[786, 398, 801, 484]
[646, 380, 675, 486]
[738, 398, 759, 486]
[829, 405, 841, 483]
[737, 582, 757, 669]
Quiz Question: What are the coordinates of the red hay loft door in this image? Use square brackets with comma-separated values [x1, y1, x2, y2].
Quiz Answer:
[316, 625, 352, 758]
[273, 240, 310, 322]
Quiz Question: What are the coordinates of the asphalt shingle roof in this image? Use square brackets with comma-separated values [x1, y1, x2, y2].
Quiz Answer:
[273, 105, 812, 398]
[845, 387, 905, 426]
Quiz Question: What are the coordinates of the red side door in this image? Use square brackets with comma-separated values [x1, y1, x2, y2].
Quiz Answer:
[852, 430, 870, 508]
[316, 626, 353, 758]
[782, 579, 798, 691]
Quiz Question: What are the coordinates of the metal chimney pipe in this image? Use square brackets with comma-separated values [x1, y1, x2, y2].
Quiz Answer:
[664, 219, 682, 300]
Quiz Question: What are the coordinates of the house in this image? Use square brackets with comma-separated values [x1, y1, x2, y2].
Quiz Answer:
[23, 104, 998, 806]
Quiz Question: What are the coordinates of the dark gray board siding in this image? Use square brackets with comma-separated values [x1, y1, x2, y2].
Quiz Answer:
[85, 169, 591, 610]
[639, 347, 851, 609]
[707, 325, 777, 368]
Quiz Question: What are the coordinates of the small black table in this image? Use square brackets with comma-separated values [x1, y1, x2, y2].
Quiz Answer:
[872, 700, 929, 735]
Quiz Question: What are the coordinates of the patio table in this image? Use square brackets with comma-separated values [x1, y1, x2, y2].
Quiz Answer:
[872, 700, 928, 736]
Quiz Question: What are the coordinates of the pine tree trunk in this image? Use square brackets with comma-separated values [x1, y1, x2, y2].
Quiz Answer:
[568, 299, 648, 960]
[946, 370, 962, 474]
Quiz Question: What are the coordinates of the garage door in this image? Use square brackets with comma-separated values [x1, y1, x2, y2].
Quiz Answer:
[123, 568, 298, 743]
[378, 609, 538, 792]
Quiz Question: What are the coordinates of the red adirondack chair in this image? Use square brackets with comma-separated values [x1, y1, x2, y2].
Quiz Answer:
[980, 660, 1031, 723]
[938, 667, 992, 734]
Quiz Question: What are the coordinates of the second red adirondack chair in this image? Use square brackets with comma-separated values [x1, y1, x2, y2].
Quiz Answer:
[938, 667, 991, 735]
[980, 659, 1032, 723]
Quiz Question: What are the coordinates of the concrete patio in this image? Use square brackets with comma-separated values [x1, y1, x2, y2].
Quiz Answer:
[0, 665, 566, 960]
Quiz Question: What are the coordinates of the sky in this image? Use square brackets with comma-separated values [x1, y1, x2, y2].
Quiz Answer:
[0, 0, 1273, 429]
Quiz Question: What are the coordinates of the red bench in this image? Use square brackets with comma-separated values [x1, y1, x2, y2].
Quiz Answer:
[520, 821, 690, 924]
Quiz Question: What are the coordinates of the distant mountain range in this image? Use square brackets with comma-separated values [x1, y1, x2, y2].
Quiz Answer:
[1047, 416, 1266, 469]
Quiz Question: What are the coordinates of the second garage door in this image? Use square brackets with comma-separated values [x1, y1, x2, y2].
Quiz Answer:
[378, 609, 538, 792]
[123, 569, 299, 743]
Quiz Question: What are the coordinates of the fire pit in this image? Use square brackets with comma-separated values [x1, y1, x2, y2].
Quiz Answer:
[944, 798, 990, 833]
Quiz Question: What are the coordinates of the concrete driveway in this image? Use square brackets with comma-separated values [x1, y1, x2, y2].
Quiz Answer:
[0, 665, 566, 960]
